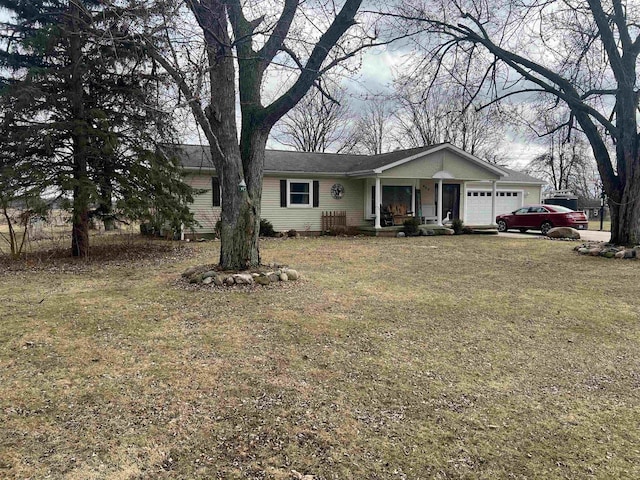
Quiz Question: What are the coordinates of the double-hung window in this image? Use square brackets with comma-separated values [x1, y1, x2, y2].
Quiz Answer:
[279, 179, 319, 208]
[287, 180, 312, 207]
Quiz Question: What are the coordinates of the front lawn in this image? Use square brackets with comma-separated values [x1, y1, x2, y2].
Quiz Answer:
[1, 235, 639, 479]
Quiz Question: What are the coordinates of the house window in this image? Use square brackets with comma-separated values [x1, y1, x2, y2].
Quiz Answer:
[288, 180, 312, 206]
[382, 185, 413, 212]
[280, 179, 319, 208]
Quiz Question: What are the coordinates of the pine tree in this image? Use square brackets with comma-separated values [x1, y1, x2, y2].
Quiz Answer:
[0, 0, 195, 256]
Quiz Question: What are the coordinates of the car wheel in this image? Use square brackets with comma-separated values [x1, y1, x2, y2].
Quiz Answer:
[497, 220, 507, 232]
[519, 228, 528, 233]
[540, 221, 553, 235]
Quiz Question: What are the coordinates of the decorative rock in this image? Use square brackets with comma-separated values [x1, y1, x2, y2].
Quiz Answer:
[233, 273, 254, 285]
[255, 275, 271, 285]
[182, 266, 201, 277]
[396, 231, 406, 238]
[202, 276, 213, 285]
[267, 273, 279, 283]
[624, 249, 636, 259]
[189, 274, 202, 284]
[443, 228, 455, 235]
[286, 269, 299, 281]
[600, 247, 620, 257]
[615, 250, 626, 259]
[251, 273, 260, 278]
[578, 248, 590, 255]
[547, 227, 581, 239]
[588, 248, 602, 256]
[213, 275, 224, 286]
[225, 276, 235, 285]
[279, 272, 289, 281]
[202, 270, 216, 279]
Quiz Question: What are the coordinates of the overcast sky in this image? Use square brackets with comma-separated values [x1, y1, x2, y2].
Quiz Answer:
[0, 4, 544, 169]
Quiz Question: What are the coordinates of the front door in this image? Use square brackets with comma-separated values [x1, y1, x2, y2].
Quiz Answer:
[436, 183, 461, 221]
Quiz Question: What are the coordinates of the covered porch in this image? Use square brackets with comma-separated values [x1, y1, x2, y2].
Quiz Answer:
[365, 175, 501, 230]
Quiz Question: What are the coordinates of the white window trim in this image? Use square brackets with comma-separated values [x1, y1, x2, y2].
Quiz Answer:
[287, 179, 313, 208]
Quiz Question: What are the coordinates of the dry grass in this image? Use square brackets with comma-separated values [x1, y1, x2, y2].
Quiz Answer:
[588, 220, 611, 232]
[1, 235, 640, 479]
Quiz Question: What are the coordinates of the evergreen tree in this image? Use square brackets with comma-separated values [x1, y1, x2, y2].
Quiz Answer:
[0, 0, 195, 256]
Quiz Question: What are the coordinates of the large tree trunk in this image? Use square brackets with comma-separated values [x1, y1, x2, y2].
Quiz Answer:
[215, 129, 266, 270]
[71, 190, 90, 257]
[198, 2, 266, 270]
[609, 168, 640, 246]
[69, 1, 90, 258]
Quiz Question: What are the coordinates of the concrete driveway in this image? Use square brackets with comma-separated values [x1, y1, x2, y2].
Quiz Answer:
[499, 229, 611, 242]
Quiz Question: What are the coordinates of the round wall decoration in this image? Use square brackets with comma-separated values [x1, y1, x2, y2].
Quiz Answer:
[330, 183, 345, 199]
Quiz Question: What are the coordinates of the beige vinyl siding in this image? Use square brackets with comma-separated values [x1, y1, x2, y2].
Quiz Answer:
[382, 151, 501, 180]
[185, 173, 220, 233]
[261, 176, 366, 232]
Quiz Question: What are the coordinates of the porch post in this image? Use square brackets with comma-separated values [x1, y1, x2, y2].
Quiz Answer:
[461, 182, 467, 224]
[437, 178, 443, 226]
[491, 180, 497, 226]
[374, 177, 381, 229]
[411, 181, 416, 216]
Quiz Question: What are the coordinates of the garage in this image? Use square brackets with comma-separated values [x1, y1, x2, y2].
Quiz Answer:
[465, 190, 522, 224]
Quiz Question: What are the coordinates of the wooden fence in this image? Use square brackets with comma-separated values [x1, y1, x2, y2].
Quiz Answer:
[321, 210, 347, 231]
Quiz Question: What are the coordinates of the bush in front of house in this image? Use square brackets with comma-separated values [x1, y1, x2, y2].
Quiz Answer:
[326, 225, 348, 236]
[403, 217, 420, 236]
[287, 229, 298, 237]
[260, 218, 276, 237]
[451, 218, 465, 235]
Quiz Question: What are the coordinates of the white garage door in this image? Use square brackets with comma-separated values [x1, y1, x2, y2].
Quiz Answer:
[465, 190, 522, 224]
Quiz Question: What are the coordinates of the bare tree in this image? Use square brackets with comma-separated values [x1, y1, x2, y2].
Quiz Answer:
[144, 0, 385, 269]
[393, 79, 508, 163]
[392, 0, 640, 245]
[525, 133, 593, 192]
[272, 86, 357, 153]
[352, 97, 394, 155]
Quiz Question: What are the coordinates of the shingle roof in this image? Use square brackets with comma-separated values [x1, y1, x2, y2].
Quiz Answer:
[170, 143, 544, 183]
[171, 144, 437, 174]
[499, 167, 546, 184]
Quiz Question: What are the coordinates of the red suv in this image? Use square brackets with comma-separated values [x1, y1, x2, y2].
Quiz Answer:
[496, 205, 589, 234]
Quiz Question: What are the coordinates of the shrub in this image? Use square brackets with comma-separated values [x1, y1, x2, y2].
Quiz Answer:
[326, 225, 348, 236]
[462, 226, 474, 235]
[140, 222, 155, 236]
[287, 229, 298, 237]
[403, 217, 420, 236]
[260, 218, 276, 237]
[451, 218, 465, 235]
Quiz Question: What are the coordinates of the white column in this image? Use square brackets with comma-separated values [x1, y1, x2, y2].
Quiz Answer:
[437, 178, 443, 226]
[461, 182, 467, 224]
[374, 177, 381, 229]
[491, 180, 497, 226]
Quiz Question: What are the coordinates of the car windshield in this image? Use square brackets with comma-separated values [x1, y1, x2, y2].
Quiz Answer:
[548, 205, 574, 213]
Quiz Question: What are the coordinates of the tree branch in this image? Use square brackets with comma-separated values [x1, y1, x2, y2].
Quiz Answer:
[261, 0, 363, 128]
